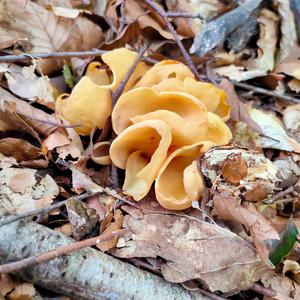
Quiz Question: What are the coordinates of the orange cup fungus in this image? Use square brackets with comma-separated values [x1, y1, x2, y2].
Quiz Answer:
[56, 48, 232, 210]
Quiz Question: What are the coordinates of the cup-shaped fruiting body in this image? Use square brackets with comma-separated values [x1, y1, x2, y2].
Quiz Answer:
[110, 120, 172, 200]
[56, 48, 149, 135]
[112, 87, 208, 146]
[155, 141, 214, 210]
[135, 60, 195, 88]
[153, 77, 230, 121]
[91, 141, 111, 165]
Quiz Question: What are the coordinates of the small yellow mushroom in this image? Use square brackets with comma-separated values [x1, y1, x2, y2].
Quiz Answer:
[112, 87, 208, 146]
[110, 119, 172, 200]
[91, 141, 111, 165]
[56, 48, 149, 135]
[85, 62, 111, 85]
[155, 141, 214, 210]
[135, 60, 195, 88]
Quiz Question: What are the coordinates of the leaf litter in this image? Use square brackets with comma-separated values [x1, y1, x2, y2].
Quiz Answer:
[0, 0, 300, 299]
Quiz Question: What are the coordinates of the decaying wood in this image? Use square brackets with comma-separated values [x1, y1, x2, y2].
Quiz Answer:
[190, 0, 263, 56]
[0, 220, 208, 300]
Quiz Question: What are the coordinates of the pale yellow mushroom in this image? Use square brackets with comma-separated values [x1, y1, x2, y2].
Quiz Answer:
[135, 60, 195, 88]
[155, 141, 214, 210]
[56, 48, 149, 135]
[112, 87, 208, 146]
[110, 119, 172, 200]
[85, 62, 111, 85]
[153, 77, 230, 121]
[91, 141, 111, 165]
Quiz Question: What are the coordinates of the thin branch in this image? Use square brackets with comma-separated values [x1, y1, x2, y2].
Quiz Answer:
[165, 11, 203, 19]
[0, 192, 94, 227]
[0, 50, 156, 65]
[142, 0, 201, 80]
[22, 113, 81, 129]
[263, 186, 294, 204]
[233, 81, 300, 104]
[250, 283, 277, 298]
[117, 0, 127, 35]
[0, 229, 126, 274]
[111, 46, 148, 107]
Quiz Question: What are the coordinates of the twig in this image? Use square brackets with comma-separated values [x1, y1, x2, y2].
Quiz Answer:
[0, 229, 126, 274]
[111, 46, 148, 107]
[117, 0, 127, 35]
[142, 0, 201, 80]
[22, 113, 81, 129]
[233, 81, 300, 104]
[0, 192, 94, 227]
[263, 186, 294, 204]
[198, 289, 226, 300]
[165, 11, 203, 19]
[0, 49, 157, 65]
[250, 283, 277, 298]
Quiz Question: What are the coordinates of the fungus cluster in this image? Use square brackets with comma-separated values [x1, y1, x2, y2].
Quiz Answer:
[56, 48, 232, 210]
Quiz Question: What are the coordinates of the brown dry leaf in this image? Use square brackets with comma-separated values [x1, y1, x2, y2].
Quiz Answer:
[219, 79, 262, 133]
[0, 63, 55, 107]
[282, 104, 300, 140]
[0, 138, 41, 162]
[249, 108, 300, 153]
[66, 198, 99, 240]
[98, 209, 123, 252]
[283, 260, 300, 284]
[201, 147, 281, 201]
[0, 274, 15, 297]
[212, 194, 279, 261]
[221, 153, 248, 185]
[0, 87, 57, 137]
[277, 0, 298, 62]
[245, 9, 278, 73]
[288, 79, 300, 93]
[261, 270, 300, 300]
[113, 212, 266, 293]
[244, 184, 269, 202]
[0, 167, 59, 216]
[0, 0, 104, 74]
[6, 283, 36, 300]
[106, 0, 174, 40]
[55, 223, 73, 236]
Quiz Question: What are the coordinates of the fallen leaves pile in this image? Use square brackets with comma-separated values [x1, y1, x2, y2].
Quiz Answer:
[0, 0, 300, 299]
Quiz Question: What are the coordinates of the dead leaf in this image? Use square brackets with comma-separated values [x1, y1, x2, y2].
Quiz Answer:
[221, 153, 248, 185]
[288, 79, 300, 93]
[219, 79, 262, 133]
[261, 270, 300, 300]
[283, 260, 300, 284]
[249, 108, 300, 153]
[66, 198, 99, 240]
[0, 87, 58, 137]
[0, 0, 104, 74]
[113, 212, 266, 293]
[0, 274, 15, 297]
[1, 63, 55, 107]
[6, 283, 36, 300]
[98, 209, 123, 252]
[212, 194, 279, 261]
[0, 138, 41, 162]
[277, 0, 298, 62]
[244, 184, 269, 202]
[0, 168, 59, 216]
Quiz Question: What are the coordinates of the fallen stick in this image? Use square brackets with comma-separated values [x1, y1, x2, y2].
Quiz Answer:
[0, 220, 207, 300]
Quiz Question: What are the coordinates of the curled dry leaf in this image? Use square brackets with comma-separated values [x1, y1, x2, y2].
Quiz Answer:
[219, 79, 262, 134]
[0, 168, 59, 216]
[201, 147, 281, 201]
[282, 104, 300, 140]
[0, 138, 41, 162]
[98, 209, 123, 252]
[113, 212, 266, 293]
[212, 194, 279, 261]
[221, 153, 248, 185]
[0, 0, 104, 74]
